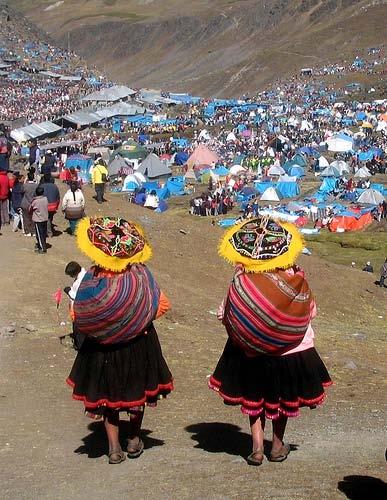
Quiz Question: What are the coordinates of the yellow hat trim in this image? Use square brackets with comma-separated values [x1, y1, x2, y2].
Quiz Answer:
[218, 219, 304, 273]
[76, 217, 152, 272]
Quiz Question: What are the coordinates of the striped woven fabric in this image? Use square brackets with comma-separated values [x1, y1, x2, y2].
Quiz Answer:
[223, 268, 312, 355]
[73, 264, 160, 344]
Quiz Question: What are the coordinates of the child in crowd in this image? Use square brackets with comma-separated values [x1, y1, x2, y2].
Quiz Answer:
[64, 261, 87, 350]
[29, 186, 48, 253]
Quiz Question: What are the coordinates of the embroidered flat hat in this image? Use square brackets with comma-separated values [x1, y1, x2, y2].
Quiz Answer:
[219, 216, 303, 273]
[76, 216, 152, 271]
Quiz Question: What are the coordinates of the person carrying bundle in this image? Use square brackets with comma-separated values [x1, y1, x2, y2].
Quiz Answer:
[209, 216, 332, 466]
[67, 216, 173, 464]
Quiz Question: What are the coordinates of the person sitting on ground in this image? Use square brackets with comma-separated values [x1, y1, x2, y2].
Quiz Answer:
[134, 187, 146, 206]
[362, 261, 374, 273]
[144, 190, 159, 210]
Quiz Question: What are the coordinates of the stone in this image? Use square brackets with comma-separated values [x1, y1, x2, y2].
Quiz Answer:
[24, 324, 37, 332]
[344, 360, 358, 370]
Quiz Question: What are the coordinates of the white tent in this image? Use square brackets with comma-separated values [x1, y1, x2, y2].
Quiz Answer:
[229, 164, 246, 175]
[260, 187, 281, 202]
[330, 160, 350, 175]
[268, 165, 286, 176]
[318, 156, 329, 168]
[198, 129, 211, 141]
[326, 135, 353, 152]
[226, 132, 237, 142]
[357, 189, 385, 205]
[321, 165, 341, 177]
[354, 167, 371, 178]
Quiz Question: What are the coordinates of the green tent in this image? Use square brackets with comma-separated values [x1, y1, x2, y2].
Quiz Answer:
[113, 140, 147, 160]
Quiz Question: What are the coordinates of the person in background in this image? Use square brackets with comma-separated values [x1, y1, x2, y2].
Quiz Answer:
[21, 171, 38, 236]
[28, 139, 40, 168]
[144, 190, 159, 210]
[379, 258, 387, 288]
[40, 173, 60, 237]
[134, 187, 146, 206]
[62, 182, 85, 235]
[41, 150, 57, 176]
[29, 186, 48, 254]
[362, 261, 374, 273]
[91, 157, 108, 204]
[11, 172, 24, 232]
[0, 127, 11, 172]
[0, 168, 11, 227]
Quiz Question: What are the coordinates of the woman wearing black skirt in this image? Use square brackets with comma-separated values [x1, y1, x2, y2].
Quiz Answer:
[209, 216, 332, 465]
[67, 216, 173, 464]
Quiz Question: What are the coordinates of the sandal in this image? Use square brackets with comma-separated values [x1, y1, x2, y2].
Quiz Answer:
[269, 443, 291, 462]
[127, 438, 144, 459]
[108, 450, 126, 464]
[246, 449, 264, 466]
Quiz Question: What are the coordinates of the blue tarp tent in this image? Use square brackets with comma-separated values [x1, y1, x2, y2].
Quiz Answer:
[175, 151, 188, 165]
[370, 183, 385, 194]
[319, 177, 337, 193]
[214, 166, 230, 176]
[165, 176, 185, 195]
[155, 187, 170, 200]
[276, 182, 300, 198]
[289, 166, 305, 177]
[172, 138, 189, 149]
[254, 181, 274, 194]
[65, 154, 92, 182]
[291, 153, 307, 168]
[142, 181, 159, 191]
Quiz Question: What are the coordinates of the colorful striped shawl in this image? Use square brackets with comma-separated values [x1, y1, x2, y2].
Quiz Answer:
[223, 268, 312, 356]
[73, 264, 160, 344]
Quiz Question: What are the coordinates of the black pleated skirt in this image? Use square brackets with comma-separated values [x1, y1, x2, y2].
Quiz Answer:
[67, 324, 173, 413]
[209, 339, 332, 419]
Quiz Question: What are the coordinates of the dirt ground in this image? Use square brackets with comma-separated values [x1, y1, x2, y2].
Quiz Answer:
[0, 185, 386, 499]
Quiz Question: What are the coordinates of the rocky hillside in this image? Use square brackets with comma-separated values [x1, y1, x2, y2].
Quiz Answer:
[12, 0, 387, 95]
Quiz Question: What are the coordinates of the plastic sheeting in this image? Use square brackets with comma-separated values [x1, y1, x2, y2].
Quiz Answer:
[276, 182, 300, 198]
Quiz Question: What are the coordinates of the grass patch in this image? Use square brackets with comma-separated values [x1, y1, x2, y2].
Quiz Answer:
[304, 231, 387, 269]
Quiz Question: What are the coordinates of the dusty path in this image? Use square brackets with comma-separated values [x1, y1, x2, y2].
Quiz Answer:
[0, 188, 386, 499]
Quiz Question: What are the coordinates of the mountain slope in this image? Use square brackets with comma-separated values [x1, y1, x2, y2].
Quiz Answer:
[12, 0, 387, 95]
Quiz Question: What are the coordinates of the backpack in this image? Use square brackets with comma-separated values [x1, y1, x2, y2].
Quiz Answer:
[96, 165, 108, 183]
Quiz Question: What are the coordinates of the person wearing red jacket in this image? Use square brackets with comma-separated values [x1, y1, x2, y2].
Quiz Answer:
[0, 170, 11, 229]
